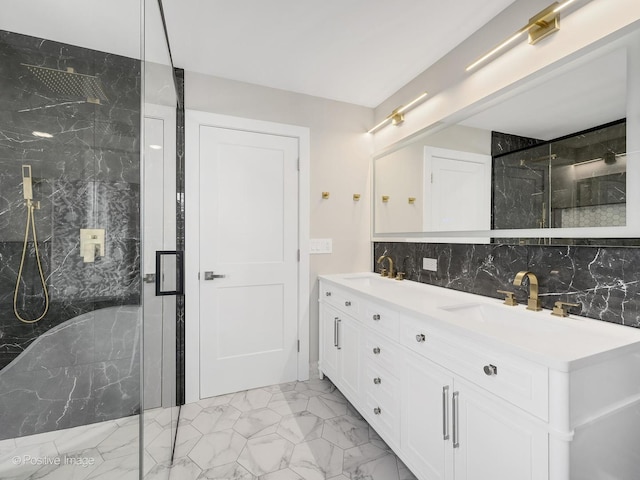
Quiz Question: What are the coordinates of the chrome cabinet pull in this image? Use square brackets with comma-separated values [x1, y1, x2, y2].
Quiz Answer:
[325, 291, 332, 297]
[416, 333, 426, 343]
[452, 391, 460, 448]
[345, 301, 351, 307]
[373, 377, 381, 385]
[372, 314, 380, 321]
[442, 386, 450, 440]
[373, 347, 381, 355]
[336, 319, 342, 350]
[373, 407, 382, 415]
[333, 317, 339, 347]
[483, 364, 498, 376]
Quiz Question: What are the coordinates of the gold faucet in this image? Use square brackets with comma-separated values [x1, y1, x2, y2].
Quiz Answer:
[377, 255, 394, 278]
[513, 271, 542, 311]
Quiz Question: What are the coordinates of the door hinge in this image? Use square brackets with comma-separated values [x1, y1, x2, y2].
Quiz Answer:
[297, 249, 300, 262]
[197, 271, 200, 280]
[297, 340, 300, 352]
[297, 158, 300, 171]
[431, 172, 434, 183]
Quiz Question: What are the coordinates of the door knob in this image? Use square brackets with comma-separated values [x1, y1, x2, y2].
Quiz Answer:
[204, 271, 226, 281]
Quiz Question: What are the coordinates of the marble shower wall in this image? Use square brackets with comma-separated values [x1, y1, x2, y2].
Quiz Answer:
[0, 30, 141, 384]
[374, 242, 640, 328]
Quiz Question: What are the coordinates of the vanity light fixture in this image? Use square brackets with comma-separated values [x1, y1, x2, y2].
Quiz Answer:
[367, 92, 428, 134]
[466, 0, 583, 72]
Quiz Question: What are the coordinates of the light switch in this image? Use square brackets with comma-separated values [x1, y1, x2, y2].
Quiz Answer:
[423, 257, 438, 272]
[310, 238, 333, 254]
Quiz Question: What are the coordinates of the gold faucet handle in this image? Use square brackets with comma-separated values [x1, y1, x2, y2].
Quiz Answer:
[551, 301, 579, 317]
[395, 272, 405, 281]
[497, 290, 517, 306]
[379, 268, 387, 277]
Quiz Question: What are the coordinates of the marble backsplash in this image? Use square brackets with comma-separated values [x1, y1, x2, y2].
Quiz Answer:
[374, 242, 640, 328]
[0, 29, 141, 372]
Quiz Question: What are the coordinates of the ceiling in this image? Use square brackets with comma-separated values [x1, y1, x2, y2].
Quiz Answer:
[161, 0, 517, 107]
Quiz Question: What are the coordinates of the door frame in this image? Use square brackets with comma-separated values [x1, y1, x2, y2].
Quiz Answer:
[184, 110, 310, 403]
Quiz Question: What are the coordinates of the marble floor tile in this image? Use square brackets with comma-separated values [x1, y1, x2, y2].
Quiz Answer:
[237, 433, 294, 476]
[188, 430, 246, 470]
[322, 415, 370, 449]
[167, 456, 202, 480]
[276, 411, 323, 445]
[233, 408, 282, 439]
[267, 391, 309, 416]
[172, 424, 203, 459]
[260, 467, 303, 480]
[306, 393, 348, 420]
[2, 379, 420, 480]
[190, 404, 242, 435]
[198, 461, 254, 480]
[230, 388, 273, 412]
[289, 438, 343, 480]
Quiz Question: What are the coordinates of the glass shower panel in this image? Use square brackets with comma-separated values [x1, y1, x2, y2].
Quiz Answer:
[0, 2, 144, 479]
[142, 0, 179, 477]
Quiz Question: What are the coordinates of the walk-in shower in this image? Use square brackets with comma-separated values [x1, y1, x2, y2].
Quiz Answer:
[0, 1, 181, 478]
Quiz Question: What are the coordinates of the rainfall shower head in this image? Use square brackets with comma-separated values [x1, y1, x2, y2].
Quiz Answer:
[21, 63, 108, 104]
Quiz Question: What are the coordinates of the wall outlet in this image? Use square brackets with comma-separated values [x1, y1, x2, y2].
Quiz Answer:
[310, 238, 332, 254]
[422, 257, 438, 272]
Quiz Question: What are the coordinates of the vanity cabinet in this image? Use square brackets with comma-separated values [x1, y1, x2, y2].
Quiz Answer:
[319, 301, 361, 401]
[318, 274, 640, 480]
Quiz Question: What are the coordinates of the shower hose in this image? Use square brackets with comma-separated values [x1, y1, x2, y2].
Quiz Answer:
[13, 200, 49, 323]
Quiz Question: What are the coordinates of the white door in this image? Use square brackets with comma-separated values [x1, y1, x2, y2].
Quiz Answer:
[198, 126, 299, 398]
[424, 147, 491, 232]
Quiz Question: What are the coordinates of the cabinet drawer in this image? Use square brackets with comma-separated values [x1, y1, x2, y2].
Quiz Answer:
[364, 387, 400, 445]
[364, 331, 401, 373]
[363, 301, 399, 340]
[365, 363, 399, 404]
[321, 284, 360, 317]
[400, 315, 549, 420]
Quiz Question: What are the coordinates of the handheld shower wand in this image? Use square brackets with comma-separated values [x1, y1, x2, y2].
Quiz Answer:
[13, 165, 49, 323]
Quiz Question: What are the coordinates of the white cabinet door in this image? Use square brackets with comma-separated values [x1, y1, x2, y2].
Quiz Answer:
[453, 379, 548, 480]
[337, 314, 361, 400]
[402, 352, 454, 480]
[320, 304, 340, 380]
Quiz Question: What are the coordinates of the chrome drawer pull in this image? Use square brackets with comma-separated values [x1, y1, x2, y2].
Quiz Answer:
[372, 314, 381, 321]
[442, 386, 450, 440]
[453, 391, 460, 448]
[333, 317, 339, 347]
[325, 291, 332, 297]
[345, 301, 351, 307]
[373, 407, 382, 415]
[483, 364, 498, 376]
[373, 377, 381, 385]
[336, 319, 342, 350]
[373, 347, 381, 355]
[416, 333, 426, 343]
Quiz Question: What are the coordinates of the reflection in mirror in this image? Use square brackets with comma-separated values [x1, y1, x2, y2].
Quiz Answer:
[372, 26, 639, 245]
[493, 120, 626, 230]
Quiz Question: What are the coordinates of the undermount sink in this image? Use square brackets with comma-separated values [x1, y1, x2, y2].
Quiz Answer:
[341, 274, 400, 287]
[439, 302, 569, 334]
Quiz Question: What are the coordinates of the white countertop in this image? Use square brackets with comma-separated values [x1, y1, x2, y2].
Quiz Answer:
[319, 272, 640, 371]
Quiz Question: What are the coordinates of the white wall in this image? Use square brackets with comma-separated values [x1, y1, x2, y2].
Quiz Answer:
[184, 72, 373, 364]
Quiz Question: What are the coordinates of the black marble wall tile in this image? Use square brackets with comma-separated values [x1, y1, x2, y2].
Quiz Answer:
[375, 242, 640, 328]
[0, 29, 141, 437]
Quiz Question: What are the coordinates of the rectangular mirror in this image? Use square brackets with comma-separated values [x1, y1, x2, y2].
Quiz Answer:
[373, 24, 639, 244]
